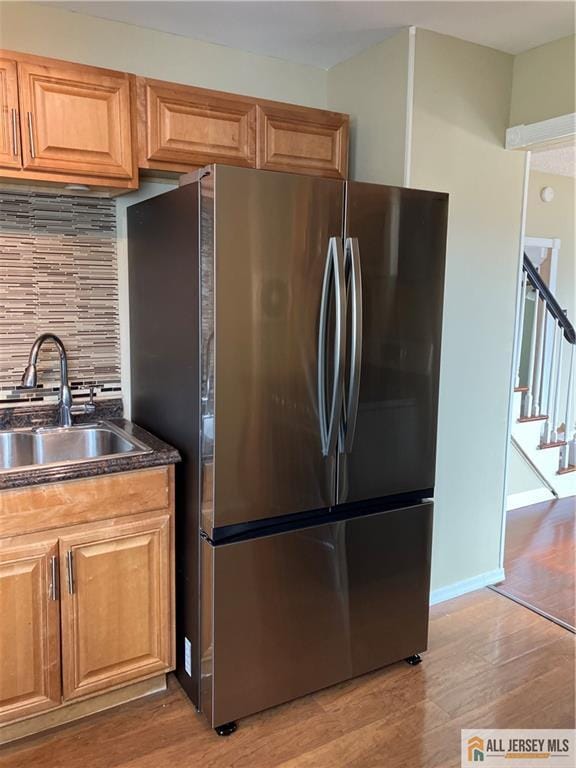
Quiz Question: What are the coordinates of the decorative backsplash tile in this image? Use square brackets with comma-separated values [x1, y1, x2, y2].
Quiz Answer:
[0, 190, 121, 403]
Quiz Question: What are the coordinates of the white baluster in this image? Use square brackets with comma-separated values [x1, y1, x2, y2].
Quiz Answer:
[525, 288, 540, 417]
[551, 331, 564, 443]
[542, 323, 559, 445]
[561, 344, 575, 470]
[515, 273, 528, 388]
[531, 297, 547, 416]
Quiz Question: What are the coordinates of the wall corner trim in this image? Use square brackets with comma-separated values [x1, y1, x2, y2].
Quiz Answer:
[403, 25, 416, 187]
[430, 568, 505, 605]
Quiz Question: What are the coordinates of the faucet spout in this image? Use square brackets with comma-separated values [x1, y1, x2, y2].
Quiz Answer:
[21, 333, 73, 427]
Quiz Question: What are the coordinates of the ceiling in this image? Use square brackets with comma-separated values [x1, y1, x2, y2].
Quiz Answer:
[53, 1, 575, 69]
[531, 145, 576, 178]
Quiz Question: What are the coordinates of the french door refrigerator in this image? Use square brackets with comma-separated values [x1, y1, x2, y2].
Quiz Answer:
[128, 165, 448, 731]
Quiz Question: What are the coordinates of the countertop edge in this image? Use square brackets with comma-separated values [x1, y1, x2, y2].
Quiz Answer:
[0, 419, 181, 491]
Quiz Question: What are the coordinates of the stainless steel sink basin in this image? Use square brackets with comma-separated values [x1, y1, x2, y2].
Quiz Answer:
[0, 422, 151, 473]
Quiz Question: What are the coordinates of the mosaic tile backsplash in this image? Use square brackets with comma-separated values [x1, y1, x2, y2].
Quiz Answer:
[0, 190, 121, 404]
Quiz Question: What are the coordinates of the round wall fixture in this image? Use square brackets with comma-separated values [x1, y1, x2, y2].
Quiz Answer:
[540, 186, 555, 203]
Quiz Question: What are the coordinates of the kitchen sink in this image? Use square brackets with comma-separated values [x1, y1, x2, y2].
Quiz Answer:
[0, 422, 151, 473]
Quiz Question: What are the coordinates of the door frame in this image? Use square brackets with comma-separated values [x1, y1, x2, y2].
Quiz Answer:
[499, 117, 575, 573]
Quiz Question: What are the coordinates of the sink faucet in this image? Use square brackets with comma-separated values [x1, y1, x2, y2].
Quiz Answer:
[21, 334, 94, 427]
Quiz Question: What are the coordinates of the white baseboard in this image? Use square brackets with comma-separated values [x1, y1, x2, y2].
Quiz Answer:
[430, 568, 505, 606]
[506, 488, 554, 510]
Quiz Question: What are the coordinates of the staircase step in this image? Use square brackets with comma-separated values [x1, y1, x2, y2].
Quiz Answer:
[539, 440, 567, 450]
[518, 415, 548, 423]
[514, 386, 529, 393]
[557, 465, 576, 475]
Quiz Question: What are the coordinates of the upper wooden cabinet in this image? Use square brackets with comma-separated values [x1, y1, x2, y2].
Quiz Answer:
[256, 103, 349, 179]
[137, 77, 349, 179]
[0, 58, 21, 170]
[138, 78, 256, 172]
[0, 49, 349, 190]
[17, 58, 135, 181]
[0, 534, 61, 724]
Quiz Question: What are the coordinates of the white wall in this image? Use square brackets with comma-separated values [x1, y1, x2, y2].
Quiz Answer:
[410, 30, 526, 592]
[327, 30, 409, 185]
[0, 1, 327, 107]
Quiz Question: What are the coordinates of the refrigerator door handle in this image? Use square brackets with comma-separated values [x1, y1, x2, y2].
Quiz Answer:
[343, 237, 363, 453]
[318, 236, 346, 457]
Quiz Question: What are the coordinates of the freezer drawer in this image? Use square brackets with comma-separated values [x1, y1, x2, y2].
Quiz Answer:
[200, 501, 432, 727]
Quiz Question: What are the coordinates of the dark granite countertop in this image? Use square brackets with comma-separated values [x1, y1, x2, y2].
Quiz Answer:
[0, 401, 180, 490]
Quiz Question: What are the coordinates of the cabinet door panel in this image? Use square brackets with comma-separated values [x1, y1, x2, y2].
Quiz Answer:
[139, 79, 256, 171]
[18, 61, 134, 179]
[256, 103, 348, 178]
[0, 58, 21, 170]
[59, 513, 172, 700]
[0, 536, 61, 724]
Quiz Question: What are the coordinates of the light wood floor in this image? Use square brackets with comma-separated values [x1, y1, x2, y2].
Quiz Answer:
[1, 589, 574, 768]
[497, 496, 575, 629]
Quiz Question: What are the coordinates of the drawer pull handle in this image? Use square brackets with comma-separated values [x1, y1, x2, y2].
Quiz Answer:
[11, 108, 19, 157]
[49, 555, 58, 601]
[66, 550, 74, 594]
[27, 112, 36, 159]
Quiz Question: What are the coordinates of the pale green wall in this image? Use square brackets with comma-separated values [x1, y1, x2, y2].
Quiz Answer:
[510, 35, 576, 125]
[410, 30, 526, 590]
[526, 170, 576, 321]
[327, 30, 409, 185]
[0, 2, 327, 107]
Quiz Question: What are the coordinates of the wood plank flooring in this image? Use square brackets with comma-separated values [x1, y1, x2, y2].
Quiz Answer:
[497, 496, 575, 629]
[1, 589, 573, 768]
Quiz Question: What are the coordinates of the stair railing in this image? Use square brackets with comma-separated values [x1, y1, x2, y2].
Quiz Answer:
[515, 253, 575, 471]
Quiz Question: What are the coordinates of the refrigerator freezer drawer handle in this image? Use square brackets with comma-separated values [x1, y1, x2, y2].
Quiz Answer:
[343, 237, 363, 453]
[318, 236, 347, 457]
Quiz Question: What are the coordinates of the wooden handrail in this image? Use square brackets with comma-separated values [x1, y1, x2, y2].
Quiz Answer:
[523, 253, 575, 344]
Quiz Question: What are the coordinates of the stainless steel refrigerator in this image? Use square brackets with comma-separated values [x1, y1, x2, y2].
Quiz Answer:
[128, 165, 448, 732]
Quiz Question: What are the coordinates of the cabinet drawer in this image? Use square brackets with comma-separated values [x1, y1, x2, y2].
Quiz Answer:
[0, 467, 170, 537]
[256, 103, 348, 179]
[138, 78, 256, 171]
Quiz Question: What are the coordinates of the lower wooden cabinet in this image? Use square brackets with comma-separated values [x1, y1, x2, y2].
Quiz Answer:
[0, 535, 61, 724]
[0, 467, 175, 733]
[59, 513, 172, 700]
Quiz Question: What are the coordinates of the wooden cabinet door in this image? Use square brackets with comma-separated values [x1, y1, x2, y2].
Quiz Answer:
[138, 78, 256, 171]
[59, 513, 172, 701]
[256, 103, 349, 179]
[17, 59, 134, 179]
[0, 58, 21, 169]
[0, 535, 61, 724]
